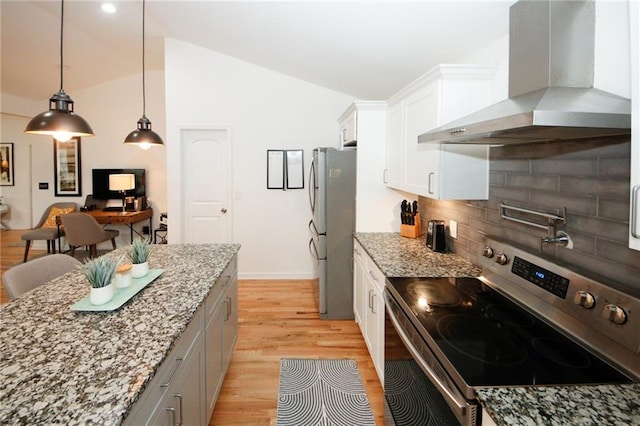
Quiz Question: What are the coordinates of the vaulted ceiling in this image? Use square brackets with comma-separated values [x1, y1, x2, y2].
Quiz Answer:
[1, 1, 511, 101]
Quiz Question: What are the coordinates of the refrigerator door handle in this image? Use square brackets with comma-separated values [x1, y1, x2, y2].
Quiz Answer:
[309, 159, 316, 213]
[308, 219, 319, 237]
[309, 238, 319, 262]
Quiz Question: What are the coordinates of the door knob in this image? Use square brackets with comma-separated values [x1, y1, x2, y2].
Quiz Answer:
[221, 208, 228, 214]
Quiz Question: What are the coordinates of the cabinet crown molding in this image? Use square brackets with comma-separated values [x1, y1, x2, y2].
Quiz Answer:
[388, 64, 497, 106]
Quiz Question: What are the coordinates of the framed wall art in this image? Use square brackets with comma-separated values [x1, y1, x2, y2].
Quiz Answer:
[285, 149, 304, 189]
[267, 149, 305, 190]
[267, 149, 285, 189]
[0, 143, 14, 186]
[54, 137, 82, 196]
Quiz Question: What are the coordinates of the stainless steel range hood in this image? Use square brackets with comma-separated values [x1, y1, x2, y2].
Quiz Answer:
[418, 0, 631, 145]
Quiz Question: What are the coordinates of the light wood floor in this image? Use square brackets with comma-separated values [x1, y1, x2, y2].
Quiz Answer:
[0, 230, 47, 304]
[1, 230, 385, 425]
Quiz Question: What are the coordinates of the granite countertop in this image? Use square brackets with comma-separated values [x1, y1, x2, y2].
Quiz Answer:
[477, 383, 640, 426]
[0, 244, 240, 425]
[354, 232, 481, 277]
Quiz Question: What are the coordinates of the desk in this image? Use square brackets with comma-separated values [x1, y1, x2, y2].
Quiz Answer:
[86, 209, 153, 243]
[57, 209, 153, 246]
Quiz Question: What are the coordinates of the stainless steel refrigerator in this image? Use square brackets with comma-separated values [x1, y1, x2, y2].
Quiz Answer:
[309, 147, 356, 320]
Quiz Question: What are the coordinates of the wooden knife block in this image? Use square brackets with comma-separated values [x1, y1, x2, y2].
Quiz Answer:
[400, 213, 422, 238]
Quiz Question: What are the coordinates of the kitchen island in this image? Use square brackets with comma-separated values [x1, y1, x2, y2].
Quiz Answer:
[0, 243, 240, 425]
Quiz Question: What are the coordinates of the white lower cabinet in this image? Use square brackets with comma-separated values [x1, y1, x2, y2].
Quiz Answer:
[353, 239, 385, 384]
[124, 256, 238, 425]
[353, 241, 366, 327]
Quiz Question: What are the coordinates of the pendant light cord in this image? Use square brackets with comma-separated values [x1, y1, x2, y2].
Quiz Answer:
[142, 0, 146, 117]
[59, 0, 64, 92]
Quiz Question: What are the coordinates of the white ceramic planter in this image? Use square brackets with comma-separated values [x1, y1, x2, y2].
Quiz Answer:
[131, 261, 149, 278]
[90, 282, 115, 306]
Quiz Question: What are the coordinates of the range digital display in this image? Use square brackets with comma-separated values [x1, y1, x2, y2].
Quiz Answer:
[511, 256, 569, 299]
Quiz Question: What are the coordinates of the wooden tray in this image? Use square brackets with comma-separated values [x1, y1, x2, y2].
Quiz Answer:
[71, 269, 164, 312]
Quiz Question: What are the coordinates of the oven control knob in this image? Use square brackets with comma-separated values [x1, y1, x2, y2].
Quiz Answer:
[573, 291, 596, 309]
[494, 253, 508, 265]
[482, 246, 494, 258]
[602, 304, 628, 325]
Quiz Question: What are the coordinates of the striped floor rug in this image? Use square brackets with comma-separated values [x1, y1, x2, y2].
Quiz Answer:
[277, 358, 375, 426]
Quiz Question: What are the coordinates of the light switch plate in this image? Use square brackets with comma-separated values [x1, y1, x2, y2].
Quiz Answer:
[450, 220, 457, 239]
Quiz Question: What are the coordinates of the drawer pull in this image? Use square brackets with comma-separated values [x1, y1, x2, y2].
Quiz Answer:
[173, 393, 183, 426]
[166, 407, 177, 426]
[160, 357, 183, 388]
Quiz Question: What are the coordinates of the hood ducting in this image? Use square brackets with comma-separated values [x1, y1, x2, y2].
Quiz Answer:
[418, 0, 631, 145]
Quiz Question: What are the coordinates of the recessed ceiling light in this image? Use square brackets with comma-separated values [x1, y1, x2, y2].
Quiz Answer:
[101, 3, 117, 14]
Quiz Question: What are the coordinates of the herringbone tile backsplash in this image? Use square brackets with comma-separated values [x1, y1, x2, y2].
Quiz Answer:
[418, 137, 640, 294]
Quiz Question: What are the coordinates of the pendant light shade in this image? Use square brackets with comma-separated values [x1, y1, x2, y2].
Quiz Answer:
[24, 0, 94, 142]
[124, 115, 164, 150]
[124, 0, 164, 149]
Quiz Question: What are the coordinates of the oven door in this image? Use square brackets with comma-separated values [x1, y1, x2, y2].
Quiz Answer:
[384, 289, 479, 426]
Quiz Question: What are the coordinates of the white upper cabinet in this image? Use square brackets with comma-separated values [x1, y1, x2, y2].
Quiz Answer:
[338, 107, 357, 147]
[384, 102, 403, 189]
[629, 1, 639, 251]
[386, 65, 496, 199]
[339, 101, 407, 232]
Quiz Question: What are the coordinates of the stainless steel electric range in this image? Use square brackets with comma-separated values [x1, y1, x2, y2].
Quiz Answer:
[384, 237, 640, 426]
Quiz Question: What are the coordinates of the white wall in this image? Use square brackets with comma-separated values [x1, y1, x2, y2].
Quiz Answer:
[0, 70, 167, 249]
[164, 39, 354, 279]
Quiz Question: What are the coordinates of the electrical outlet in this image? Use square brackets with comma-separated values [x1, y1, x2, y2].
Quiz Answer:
[450, 220, 458, 239]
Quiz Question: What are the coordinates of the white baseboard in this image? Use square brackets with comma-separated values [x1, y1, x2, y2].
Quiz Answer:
[238, 271, 318, 280]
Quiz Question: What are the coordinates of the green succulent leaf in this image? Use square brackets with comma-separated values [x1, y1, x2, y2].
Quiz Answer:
[127, 237, 153, 264]
[79, 256, 119, 288]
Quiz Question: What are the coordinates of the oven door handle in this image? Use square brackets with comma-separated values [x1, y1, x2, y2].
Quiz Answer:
[386, 299, 471, 420]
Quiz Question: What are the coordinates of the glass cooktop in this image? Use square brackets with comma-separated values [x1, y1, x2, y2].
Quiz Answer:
[386, 276, 632, 388]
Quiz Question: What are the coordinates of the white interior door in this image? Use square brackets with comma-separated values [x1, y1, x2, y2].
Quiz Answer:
[181, 128, 231, 243]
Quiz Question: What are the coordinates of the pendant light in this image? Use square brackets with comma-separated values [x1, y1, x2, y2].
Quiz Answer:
[124, 0, 164, 149]
[24, 0, 94, 142]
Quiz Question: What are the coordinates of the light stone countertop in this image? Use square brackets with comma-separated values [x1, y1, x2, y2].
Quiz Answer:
[476, 384, 640, 426]
[0, 244, 240, 425]
[354, 232, 481, 277]
[354, 232, 640, 426]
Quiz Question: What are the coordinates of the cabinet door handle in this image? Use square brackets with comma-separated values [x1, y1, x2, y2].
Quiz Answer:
[368, 270, 379, 282]
[371, 293, 377, 314]
[368, 289, 373, 310]
[166, 407, 177, 426]
[383, 168, 388, 184]
[224, 297, 231, 320]
[173, 393, 183, 426]
[632, 185, 640, 238]
[428, 172, 435, 194]
[160, 357, 183, 388]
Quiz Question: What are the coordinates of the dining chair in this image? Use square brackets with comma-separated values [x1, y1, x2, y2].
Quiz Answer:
[3, 254, 81, 300]
[21, 202, 77, 262]
[60, 213, 119, 259]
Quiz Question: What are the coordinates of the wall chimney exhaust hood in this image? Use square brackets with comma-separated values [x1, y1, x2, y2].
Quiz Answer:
[418, 0, 631, 145]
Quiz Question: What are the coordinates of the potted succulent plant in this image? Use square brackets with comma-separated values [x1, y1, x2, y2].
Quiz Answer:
[128, 237, 153, 278]
[80, 256, 119, 305]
